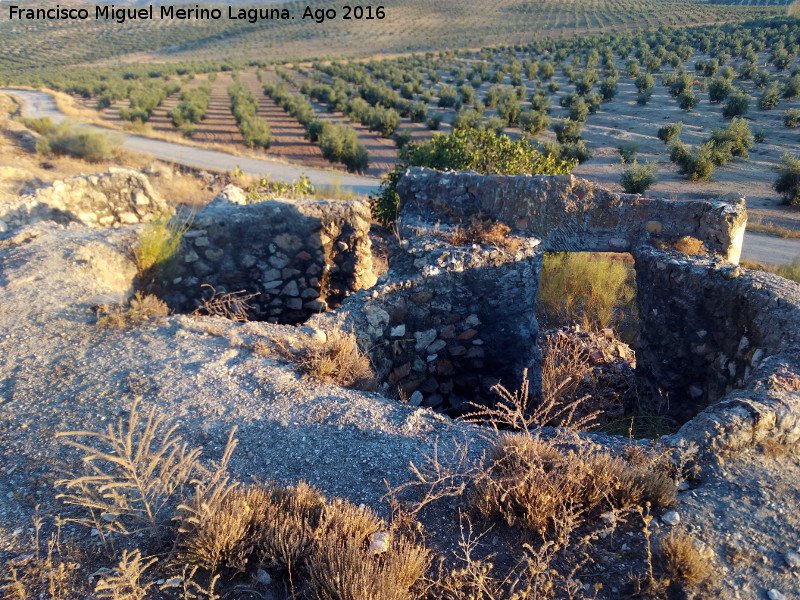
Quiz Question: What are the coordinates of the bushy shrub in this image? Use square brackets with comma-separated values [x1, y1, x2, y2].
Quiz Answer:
[774, 153, 800, 205]
[228, 83, 271, 148]
[784, 74, 800, 99]
[635, 72, 655, 93]
[35, 121, 121, 162]
[519, 109, 549, 135]
[759, 83, 782, 110]
[170, 84, 211, 126]
[617, 141, 639, 163]
[370, 128, 575, 226]
[621, 160, 657, 193]
[708, 76, 732, 103]
[19, 116, 54, 134]
[785, 109, 800, 128]
[657, 121, 683, 143]
[561, 140, 592, 164]
[722, 90, 750, 118]
[318, 123, 369, 173]
[708, 117, 753, 160]
[637, 90, 653, 105]
[678, 90, 698, 112]
[600, 76, 618, 100]
[669, 141, 715, 181]
[554, 119, 582, 144]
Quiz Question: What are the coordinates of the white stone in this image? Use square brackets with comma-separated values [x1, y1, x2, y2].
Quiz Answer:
[767, 590, 786, 600]
[256, 569, 271, 586]
[784, 551, 800, 568]
[390, 324, 406, 337]
[414, 329, 437, 351]
[119, 212, 139, 224]
[661, 511, 680, 526]
[409, 391, 423, 406]
[369, 531, 390, 554]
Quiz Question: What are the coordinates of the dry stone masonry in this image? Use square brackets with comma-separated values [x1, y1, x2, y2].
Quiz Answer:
[4, 165, 796, 455]
[0, 168, 170, 233]
[162, 194, 375, 324]
[316, 168, 800, 444]
[397, 167, 747, 263]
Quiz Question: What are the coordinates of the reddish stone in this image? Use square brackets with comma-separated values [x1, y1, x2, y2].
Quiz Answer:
[436, 359, 455, 376]
[446, 313, 462, 324]
[412, 291, 433, 305]
[388, 299, 408, 325]
[457, 328, 477, 341]
[448, 345, 467, 357]
[420, 377, 439, 393]
[387, 362, 412, 385]
[295, 251, 312, 261]
[440, 325, 456, 339]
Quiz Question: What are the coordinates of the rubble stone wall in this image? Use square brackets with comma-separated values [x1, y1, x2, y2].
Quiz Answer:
[634, 247, 800, 422]
[311, 237, 542, 412]
[0, 168, 170, 234]
[163, 196, 374, 324]
[397, 167, 747, 262]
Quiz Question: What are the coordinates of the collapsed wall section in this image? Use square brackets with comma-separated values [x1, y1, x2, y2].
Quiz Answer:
[312, 236, 542, 412]
[0, 168, 170, 234]
[162, 196, 374, 324]
[634, 247, 800, 423]
[397, 167, 747, 262]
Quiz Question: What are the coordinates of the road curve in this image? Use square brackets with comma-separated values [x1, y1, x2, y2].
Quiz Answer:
[4, 89, 798, 266]
[3, 88, 381, 196]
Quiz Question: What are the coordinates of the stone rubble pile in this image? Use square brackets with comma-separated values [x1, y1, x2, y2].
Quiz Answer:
[0, 168, 170, 234]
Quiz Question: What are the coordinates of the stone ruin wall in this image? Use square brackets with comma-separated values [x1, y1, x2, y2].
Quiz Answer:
[362, 168, 798, 445]
[0, 168, 171, 233]
[311, 235, 542, 412]
[397, 167, 747, 262]
[2, 165, 797, 453]
[163, 195, 375, 324]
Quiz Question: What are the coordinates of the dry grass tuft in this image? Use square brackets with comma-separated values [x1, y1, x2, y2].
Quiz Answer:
[133, 216, 190, 285]
[191, 284, 257, 322]
[307, 501, 429, 600]
[471, 433, 677, 542]
[654, 235, 706, 256]
[56, 398, 202, 535]
[659, 531, 713, 586]
[94, 550, 157, 600]
[253, 482, 328, 571]
[444, 218, 524, 254]
[293, 328, 374, 388]
[96, 292, 169, 329]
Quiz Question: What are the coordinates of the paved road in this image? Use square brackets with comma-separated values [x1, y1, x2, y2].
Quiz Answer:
[741, 232, 800, 266]
[4, 89, 799, 266]
[3, 88, 381, 196]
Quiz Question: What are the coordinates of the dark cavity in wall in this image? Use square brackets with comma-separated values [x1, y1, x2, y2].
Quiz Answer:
[157, 197, 375, 325]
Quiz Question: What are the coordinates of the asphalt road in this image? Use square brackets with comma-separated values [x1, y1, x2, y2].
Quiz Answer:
[2, 88, 381, 196]
[4, 88, 799, 266]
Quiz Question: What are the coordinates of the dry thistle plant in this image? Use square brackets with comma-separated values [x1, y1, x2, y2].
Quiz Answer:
[653, 235, 706, 256]
[464, 365, 598, 433]
[96, 292, 169, 329]
[470, 433, 677, 546]
[384, 438, 478, 521]
[659, 530, 713, 587]
[191, 284, 258, 322]
[55, 398, 202, 535]
[290, 326, 374, 388]
[443, 218, 524, 254]
[307, 500, 429, 600]
[94, 550, 157, 600]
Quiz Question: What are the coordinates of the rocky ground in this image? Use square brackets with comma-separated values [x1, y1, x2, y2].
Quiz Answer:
[0, 214, 798, 599]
